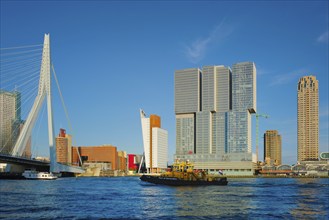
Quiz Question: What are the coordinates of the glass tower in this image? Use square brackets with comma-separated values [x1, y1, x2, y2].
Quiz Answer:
[174, 62, 256, 170]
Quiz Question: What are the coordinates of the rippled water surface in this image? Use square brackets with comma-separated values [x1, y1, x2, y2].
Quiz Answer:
[1, 177, 328, 219]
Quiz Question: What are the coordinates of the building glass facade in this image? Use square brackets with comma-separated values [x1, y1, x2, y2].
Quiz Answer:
[0, 90, 21, 154]
[174, 62, 257, 175]
[176, 114, 195, 155]
[174, 68, 201, 114]
[232, 62, 256, 113]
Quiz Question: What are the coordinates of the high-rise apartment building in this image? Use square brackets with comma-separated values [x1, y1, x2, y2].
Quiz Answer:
[140, 109, 168, 173]
[55, 128, 72, 164]
[264, 130, 282, 165]
[174, 62, 257, 175]
[297, 76, 319, 161]
[0, 90, 21, 154]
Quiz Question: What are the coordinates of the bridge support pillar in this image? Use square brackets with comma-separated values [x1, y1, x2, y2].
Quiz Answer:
[5, 164, 26, 173]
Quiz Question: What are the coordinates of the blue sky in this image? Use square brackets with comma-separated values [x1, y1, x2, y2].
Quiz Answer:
[1, 1, 328, 165]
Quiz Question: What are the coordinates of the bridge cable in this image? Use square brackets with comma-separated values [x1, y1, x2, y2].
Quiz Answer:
[51, 64, 83, 167]
[0, 44, 42, 156]
[0, 44, 43, 50]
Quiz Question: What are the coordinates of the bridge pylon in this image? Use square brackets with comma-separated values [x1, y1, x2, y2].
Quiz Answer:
[11, 34, 84, 174]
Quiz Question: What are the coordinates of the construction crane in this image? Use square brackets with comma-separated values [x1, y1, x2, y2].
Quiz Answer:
[255, 113, 269, 162]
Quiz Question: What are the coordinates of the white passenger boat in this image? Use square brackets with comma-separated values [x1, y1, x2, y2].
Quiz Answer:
[22, 170, 58, 180]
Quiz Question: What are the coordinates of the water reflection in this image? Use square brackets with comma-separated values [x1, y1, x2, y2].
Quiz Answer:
[0, 177, 328, 219]
[290, 178, 329, 218]
[173, 179, 255, 218]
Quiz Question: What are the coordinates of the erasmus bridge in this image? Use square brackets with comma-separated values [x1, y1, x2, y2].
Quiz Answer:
[0, 34, 84, 174]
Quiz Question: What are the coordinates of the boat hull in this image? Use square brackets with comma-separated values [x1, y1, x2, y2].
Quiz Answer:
[140, 175, 228, 186]
[23, 176, 57, 180]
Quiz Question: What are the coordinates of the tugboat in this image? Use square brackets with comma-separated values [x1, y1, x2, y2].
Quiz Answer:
[140, 160, 228, 186]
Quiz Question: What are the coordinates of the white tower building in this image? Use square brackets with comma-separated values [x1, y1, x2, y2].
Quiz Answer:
[140, 109, 168, 173]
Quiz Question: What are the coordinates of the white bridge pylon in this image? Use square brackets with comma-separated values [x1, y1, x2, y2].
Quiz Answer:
[11, 34, 84, 174]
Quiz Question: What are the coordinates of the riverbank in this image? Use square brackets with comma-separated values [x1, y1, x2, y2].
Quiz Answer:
[1, 172, 328, 179]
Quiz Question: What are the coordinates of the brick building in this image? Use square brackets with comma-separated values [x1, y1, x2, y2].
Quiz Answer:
[72, 145, 118, 170]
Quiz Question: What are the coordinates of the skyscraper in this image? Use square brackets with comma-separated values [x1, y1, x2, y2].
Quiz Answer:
[264, 130, 282, 165]
[297, 76, 319, 161]
[174, 62, 257, 175]
[231, 62, 256, 113]
[228, 62, 256, 154]
[0, 90, 21, 154]
[174, 68, 201, 156]
[140, 109, 168, 173]
[174, 68, 201, 114]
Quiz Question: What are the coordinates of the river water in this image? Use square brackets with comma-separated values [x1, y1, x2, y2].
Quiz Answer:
[0, 177, 328, 219]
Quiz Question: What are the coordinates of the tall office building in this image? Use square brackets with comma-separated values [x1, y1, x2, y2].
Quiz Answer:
[174, 62, 257, 175]
[264, 130, 282, 165]
[174, 68, 200, 157]
[55, 128, 72, 164]
[231, 62, 256, 113]
[140, 109, 168, 173]
[176, 114, 195, 155]
[174, 68, 201, 114]
[0, 90, 21, 154]
[228, 62, 256, 154]
[227, 111, 251, 153]
[297, 76, 319, 161]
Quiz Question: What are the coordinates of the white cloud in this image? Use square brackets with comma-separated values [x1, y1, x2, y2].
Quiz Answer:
[270, 68, 308, 86]
[317, 30, 328, 43]
[257, 65, 273, 76]
[184, 19, 234, 63]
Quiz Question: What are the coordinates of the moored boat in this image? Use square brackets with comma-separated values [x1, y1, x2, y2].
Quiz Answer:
[22, 169, 58, 180]
[140, 160, 228, 186]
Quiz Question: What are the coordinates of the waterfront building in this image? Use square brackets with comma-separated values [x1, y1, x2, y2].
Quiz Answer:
[297, 76, 319, 161]
[72, 145, 118, 170]
[55, 128, 72, 164]
[127, 154, 145, 173]
[128, 154, 138, 171]
[264, 130, 282, 165]
[174, 68, 201, 114]
[174, 68, 200, 156]
[228, 62, 256, 154]
[140, 109, 168, 173]
[117, 151, 127, 172]
[174, 62, 257, 176]
[0, 90, 21, 154]
[176, 113, 195, 155]
[260, 161, 328, 177]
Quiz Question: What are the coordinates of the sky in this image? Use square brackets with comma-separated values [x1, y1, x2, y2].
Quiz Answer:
[1, 0, 328, 165]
